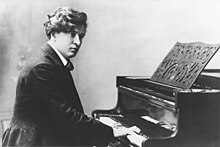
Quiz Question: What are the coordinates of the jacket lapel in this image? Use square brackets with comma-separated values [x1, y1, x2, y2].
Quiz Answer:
[40, 43, 84, 113]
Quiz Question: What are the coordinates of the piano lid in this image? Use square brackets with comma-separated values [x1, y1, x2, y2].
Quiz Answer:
[151, 42, 220, 89]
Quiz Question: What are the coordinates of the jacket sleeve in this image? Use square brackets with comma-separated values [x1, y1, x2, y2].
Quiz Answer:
[28, 63, 114, 145]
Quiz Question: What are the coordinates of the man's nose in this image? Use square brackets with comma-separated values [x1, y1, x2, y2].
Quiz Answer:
[73, 34, 80, 46]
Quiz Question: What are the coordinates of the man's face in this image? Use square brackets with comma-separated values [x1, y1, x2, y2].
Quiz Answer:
[54, 25, 86, 59]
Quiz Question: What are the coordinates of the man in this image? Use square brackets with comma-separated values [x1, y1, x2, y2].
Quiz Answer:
[2, 7, 134, 146]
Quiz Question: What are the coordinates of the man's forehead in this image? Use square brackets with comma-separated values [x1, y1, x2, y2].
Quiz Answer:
[73, 25, 86, 34]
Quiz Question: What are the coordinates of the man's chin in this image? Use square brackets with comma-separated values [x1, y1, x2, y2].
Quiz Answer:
[69, 53, 77, 58]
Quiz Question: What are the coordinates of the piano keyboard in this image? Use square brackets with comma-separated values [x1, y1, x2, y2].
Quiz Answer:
[99, 115, 173, 139]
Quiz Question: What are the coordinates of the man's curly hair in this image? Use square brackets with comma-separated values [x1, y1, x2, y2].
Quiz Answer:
[44, 7, 87, 39]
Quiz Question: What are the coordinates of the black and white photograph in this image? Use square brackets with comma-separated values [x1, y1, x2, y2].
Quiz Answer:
[0, 0, 220, 146]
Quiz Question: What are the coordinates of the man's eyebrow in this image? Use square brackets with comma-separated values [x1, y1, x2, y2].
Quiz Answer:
[71, 30, 86, 34]
[71, 30, 78, 33]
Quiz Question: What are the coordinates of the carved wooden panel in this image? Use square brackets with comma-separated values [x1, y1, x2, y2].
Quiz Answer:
[151, 42, 220, 89]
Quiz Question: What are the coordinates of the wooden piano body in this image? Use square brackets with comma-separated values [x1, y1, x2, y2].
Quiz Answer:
[92, 42, 220, 147]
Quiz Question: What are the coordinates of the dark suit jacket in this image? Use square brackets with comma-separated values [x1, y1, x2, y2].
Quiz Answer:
[2, 43, 114, 146]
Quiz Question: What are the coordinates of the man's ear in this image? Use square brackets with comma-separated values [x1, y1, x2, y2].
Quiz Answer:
[50, 32, 57, 42]
[51, 32, 56, 39]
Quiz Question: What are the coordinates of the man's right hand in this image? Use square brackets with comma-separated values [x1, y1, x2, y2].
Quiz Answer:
[127, 133, 148, 147]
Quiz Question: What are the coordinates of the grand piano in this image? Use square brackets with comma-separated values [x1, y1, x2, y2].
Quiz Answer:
[92, 42, 220, 147]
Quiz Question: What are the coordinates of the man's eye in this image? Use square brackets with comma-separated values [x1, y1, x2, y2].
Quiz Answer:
[71, 33, 76, 37]
[70, 32, 85, 39]
[79, 34, 85, 39]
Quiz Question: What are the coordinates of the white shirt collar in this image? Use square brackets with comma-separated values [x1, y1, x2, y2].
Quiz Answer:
[47, 41, 68, 66]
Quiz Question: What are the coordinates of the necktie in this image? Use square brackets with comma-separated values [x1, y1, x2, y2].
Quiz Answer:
[66, 60, 74, 71]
